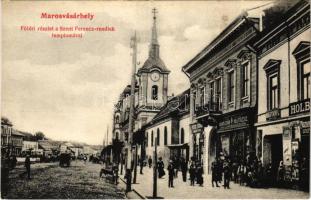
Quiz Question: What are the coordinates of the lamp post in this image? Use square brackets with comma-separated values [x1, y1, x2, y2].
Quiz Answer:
[153, 136, 158, 198]
[126, 32, 138, 192]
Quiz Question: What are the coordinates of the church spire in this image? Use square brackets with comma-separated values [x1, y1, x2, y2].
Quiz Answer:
[149, 8, 159, 58]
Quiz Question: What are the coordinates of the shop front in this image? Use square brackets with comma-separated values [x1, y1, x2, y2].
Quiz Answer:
[215, 108, 256, 163]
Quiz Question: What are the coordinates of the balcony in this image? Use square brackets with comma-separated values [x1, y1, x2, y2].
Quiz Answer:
[195, 101, 222, 119]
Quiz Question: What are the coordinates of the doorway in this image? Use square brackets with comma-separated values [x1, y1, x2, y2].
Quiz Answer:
[264, 134, 283, 181]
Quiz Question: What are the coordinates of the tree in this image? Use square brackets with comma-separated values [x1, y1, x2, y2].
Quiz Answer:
[35, 132, 45, 140]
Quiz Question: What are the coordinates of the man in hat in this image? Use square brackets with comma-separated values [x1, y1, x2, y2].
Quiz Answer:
[167, 160, 175, 188]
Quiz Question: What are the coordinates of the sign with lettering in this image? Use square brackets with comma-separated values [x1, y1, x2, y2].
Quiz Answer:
[266, 109, 281, 121]
[191, 123, 203, 134]
[218, 112, 250, 132]
[289, 99, 310, 115]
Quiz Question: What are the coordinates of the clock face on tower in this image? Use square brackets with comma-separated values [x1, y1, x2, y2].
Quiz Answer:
[151, 71, 160, 81]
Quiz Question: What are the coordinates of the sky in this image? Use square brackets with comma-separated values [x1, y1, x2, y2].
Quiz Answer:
[2, 1, 273, 145]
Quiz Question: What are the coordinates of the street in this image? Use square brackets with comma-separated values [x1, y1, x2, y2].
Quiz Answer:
[123, 166, 309, 199]
[2, 161, 125, 199]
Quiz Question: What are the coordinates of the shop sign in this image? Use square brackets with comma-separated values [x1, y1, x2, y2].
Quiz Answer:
[283, 127, 292, 166]
[191, 123, 203, 134]
[266, 108, 281, 121]
[289, 98, 310, 115]
[219, 114, 249, 132]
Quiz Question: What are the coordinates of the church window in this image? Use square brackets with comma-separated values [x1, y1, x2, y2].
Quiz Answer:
[152, 85, 158, 100]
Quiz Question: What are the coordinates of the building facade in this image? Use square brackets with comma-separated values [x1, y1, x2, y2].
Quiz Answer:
[182, 10, 264, 174]
[144, 89, 190, 166]
[254, 0, 310, 187]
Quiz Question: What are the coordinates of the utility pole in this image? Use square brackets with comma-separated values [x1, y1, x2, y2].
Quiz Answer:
[126, 31, 137, 192]
[153, 136, 158, 198]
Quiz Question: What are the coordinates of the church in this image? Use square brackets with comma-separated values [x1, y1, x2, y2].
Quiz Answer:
[111, 8, 190, 166]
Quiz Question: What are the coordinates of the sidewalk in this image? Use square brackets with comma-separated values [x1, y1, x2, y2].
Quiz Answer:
[121, 166, 309, 199]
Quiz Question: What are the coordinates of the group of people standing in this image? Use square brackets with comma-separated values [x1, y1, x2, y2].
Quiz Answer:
[152, 156, 203, 188]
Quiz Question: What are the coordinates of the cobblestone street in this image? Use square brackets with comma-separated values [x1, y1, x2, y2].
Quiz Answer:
[123, 166, 309, 199]
[2, 161, 125, 199]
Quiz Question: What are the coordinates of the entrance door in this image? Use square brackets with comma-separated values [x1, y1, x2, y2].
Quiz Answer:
[208, 129, 221, 173]
[264, 134, 283, 181]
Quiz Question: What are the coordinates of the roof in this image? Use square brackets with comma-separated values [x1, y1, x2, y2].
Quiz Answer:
[38, 140, 62, 150]
[18, 131, 36, 141]
[145, 89, 190, 126]
[138, 57, 170, 74]
[1, 117, 13, 126]
[11, 129, 24, 137]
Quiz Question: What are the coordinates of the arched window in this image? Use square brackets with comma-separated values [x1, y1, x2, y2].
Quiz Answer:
[151, 131, 154, 146]
[164, 126, 168, 145]
[180, 128, 185, 144]
[157, 128, 160, 146]
[115, 131, 119, 140]
[115, 115, 120, 123]
[152, 85, 158, 100]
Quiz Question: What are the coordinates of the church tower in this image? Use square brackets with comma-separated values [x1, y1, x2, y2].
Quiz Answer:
[136, 8, 170, 129]
[137, 8, 170, 109]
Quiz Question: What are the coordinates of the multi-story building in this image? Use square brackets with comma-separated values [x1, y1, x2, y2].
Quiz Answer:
[182, 8, 268, 174]
[1, 117, 23, 156]
[254, 0, 310, 187]
[1, 117, 13, 155]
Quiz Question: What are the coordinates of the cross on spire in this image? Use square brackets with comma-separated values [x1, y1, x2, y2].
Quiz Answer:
[149, 8, 159, 58]
[152, 8, 157, 20]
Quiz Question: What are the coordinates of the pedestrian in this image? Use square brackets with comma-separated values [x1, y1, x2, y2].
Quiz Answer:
[139, 157, 144, 174]
[181, 157, 188, 182]
[157, 157, 165, 178]
[257, 161, 264, 188]
[265, 162, 273, 187]
[196, 162, 203, 186]
[25, 154, 31, 180]
[189, 163, 196, 186]
[11, 154, 17, 169]
[223, 161, 231, 189]
[148, 156, 152, 168]
[113, 163, 119, 185]
[167, 160, 174, 188]
[216, 158, 223, 185]
[211, 161, 219, 187]
[277, 161, 285, 187]
[174, 156, 180, 178]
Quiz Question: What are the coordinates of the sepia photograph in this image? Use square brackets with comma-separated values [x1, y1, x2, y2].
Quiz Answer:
[1, 0, 310, 199]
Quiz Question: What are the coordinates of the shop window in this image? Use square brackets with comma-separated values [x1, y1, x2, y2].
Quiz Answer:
[241, 61, 250, 98]
[156, 128, 160, 146]
[263, 59, 281, 111]
[180, 128, 185, 144]
[293, 42, 310, 100]
[164, 127, 168, 145]
[151, 131, 154, 146]
[228, 70, 235, 103]
[152, 85, 158, 100]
